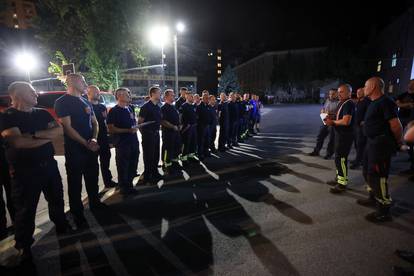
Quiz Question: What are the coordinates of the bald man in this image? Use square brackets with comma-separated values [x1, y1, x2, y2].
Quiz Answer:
[325, 84, 355, 193]
[87, 85, 116, 188]
[357, 77, 402, 222]
[55, 73, 104, 229]
[1, 82, 72, 263]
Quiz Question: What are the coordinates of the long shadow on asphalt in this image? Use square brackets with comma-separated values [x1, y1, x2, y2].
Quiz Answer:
[25, 134, 336, 275]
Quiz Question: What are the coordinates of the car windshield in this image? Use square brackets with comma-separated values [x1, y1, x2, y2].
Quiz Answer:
[100, 93, 116, 105]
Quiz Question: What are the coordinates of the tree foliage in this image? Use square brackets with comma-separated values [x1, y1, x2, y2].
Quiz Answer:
[218, 65, 241, 93]
[34, 0, 149, 90]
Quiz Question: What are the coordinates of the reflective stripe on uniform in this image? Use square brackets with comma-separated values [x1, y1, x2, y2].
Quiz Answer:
[379, 177, 392, 205]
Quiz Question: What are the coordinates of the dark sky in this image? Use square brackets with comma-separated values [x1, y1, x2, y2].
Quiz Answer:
[151, 0, 414, 64]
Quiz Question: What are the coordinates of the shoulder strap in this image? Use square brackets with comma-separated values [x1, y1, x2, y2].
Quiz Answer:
[336, 99, 352, 120]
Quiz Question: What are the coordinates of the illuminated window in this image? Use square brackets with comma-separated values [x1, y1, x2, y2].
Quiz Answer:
[14, 24, 19, 29]
[217, 63, 222, 68]
[217, 56, 221, 61]
[377, 60, 382, 72]
[218, 77, 221, 81]
[217, 49, 222, 54]
[391, 53, 397, 67]
[217, 70, 222, 74]
[13, 13, 17, 18]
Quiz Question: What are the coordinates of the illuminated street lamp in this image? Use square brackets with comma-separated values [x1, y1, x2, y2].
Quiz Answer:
[149, 25, 170, 88]
[14, 51, 37, 82]
[174, 22, 185, 94]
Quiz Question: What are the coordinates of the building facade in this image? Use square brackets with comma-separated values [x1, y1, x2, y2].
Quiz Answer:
[0, 0, 37, 30]
[370, 7, 414, 95]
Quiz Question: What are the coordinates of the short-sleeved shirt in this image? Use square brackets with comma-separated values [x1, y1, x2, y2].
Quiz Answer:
[218, 101, 229, 125]
[335, 99, 355, 134]
[138, 100, 161, 131]
[355, 97, 371, 125]
[54, 94, 94, 147]
[228, 101, 239, 123]
[161, 103, 179, 132]
[91, 103, 108, 143]
[107, 105, 138, 146]
[208, 104, 218, 125]
[364, 95, 398, 139]
[324, 99, 339, 116]
[180, 102, 197, 125]
[0, 107, 55, 166]
[396, 91, 414, 118]
[175, 97, 186, 111]
[196, 102, 210, 126]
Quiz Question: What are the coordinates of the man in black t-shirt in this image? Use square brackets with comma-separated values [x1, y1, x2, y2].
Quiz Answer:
[228, 92, 240, 148]
[0, 119, 13, 241]
[208, 95, 218, 153]
[179, 93, 198, 164]
[138, 86, 162, 185]
[175, 87, 188, 111]
[55, 73, 104, 228]
[107, 88, 139, 196]
[357, 77, 403, 222]
[325, 84, 355, 193]
[87, 85, 116, 188]
[1, 82, 72, 262]
[350, 88, 371, 169]
[217, 93, 229, 152]
[396, 79, 414, 172]
[161, 89, 181, 175]
[196, 91, 211, 160]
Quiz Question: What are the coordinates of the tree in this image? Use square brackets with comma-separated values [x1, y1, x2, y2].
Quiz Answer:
[33, 0, 149, 90]
[218, 65, 241, 93]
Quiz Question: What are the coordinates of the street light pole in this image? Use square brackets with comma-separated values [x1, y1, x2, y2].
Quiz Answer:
[161, 45, 165, 89]
[174, 34, 178, 94]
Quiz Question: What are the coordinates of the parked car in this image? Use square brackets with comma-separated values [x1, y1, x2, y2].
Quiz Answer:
[0, 91, 117, 120]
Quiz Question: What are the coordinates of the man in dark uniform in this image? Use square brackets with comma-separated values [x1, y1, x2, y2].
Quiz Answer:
[350, 88, 371, 169]
[236, 94, 247, 142]
[138, 86, 162, 185]
[179, 93, 198, 164]
[87, 85, 117, 188]
[228, 92, 240, 148]
[208, 95, 218, 153]
[217, 93, 229, 152]
[309, 89, 338, 159]
[325, 84, 355, 193]
[1, 82, 72, 262]
[175, 87, 188, 111]
[0, 112, 14, 241]
[357, 77, 403, 222]
[396, 79, 414, 172]
[196, 91, 211, 160]
[107, 88, 139, 196]
[161, 89, 181, 175]
[55, 73, 104, 229]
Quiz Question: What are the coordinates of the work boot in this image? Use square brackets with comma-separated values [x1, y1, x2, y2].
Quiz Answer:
[356, 194, 376, 207]
[365, 209, 392, 223]
[396, 250, 414, 264]
[104, 180, 118, 188]
[73, 214, 88, 230]
[308, 151, 319, 157]
[326, 179, 338, 186]
[330, 184, 346, 194]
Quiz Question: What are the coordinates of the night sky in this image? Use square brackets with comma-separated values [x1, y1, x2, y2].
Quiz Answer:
[151, 0, 414, 64]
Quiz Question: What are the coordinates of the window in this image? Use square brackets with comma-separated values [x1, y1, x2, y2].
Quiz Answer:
[217, 70, 222, 75]
[391, 53, 397, 67]
[217, 63, 221, 68]
[377, 60, 382, 72]
[217, 49, 222, 54]
[13, 13, 17, 18]
[14, 24, 19, 29]
[217, 56, 221, 61]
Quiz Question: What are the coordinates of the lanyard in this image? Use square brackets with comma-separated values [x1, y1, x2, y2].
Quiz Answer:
[336, 99, 352, 121]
